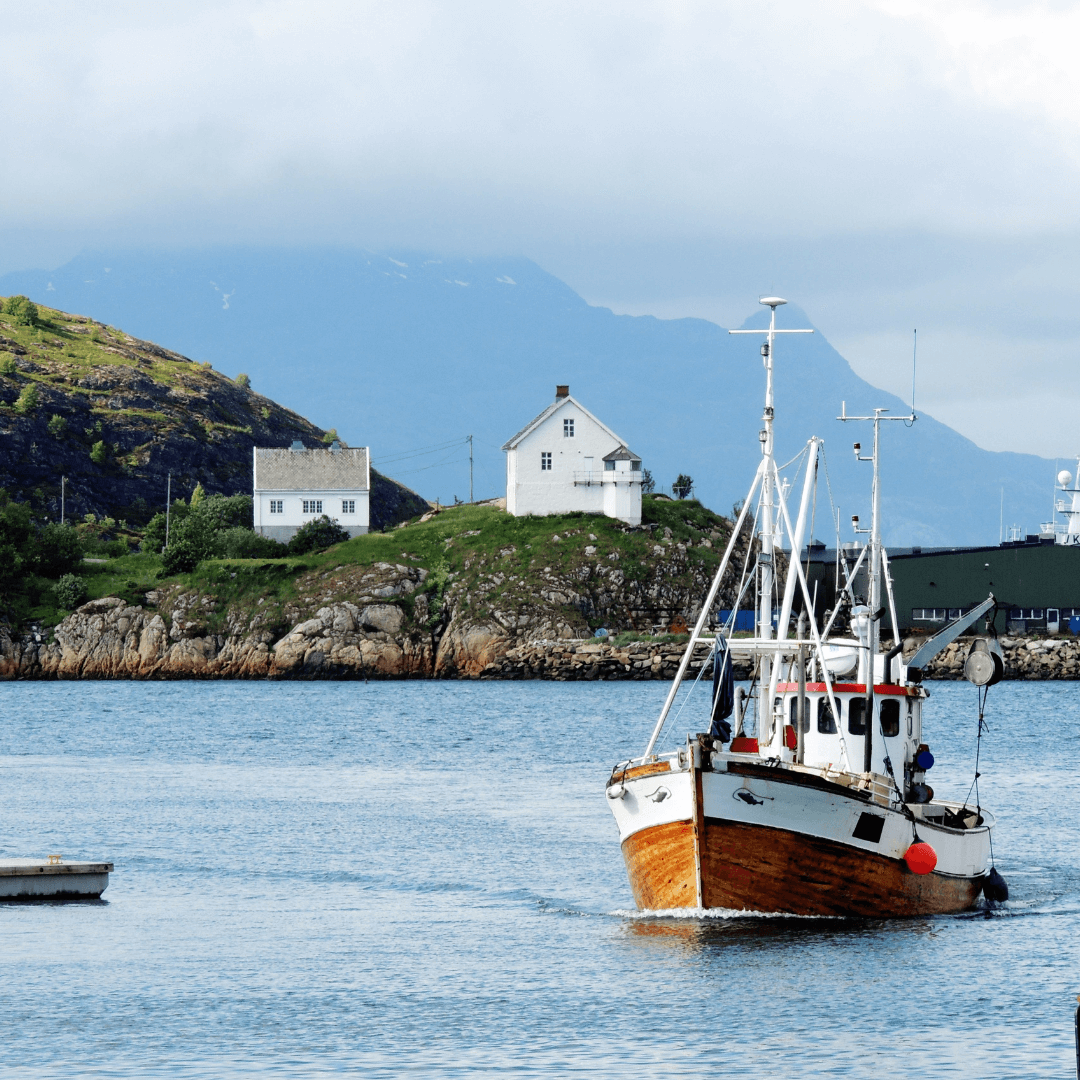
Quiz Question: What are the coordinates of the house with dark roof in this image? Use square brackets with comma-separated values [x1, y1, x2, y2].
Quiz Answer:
[501, 385, 642, 525]
[253, 441, 370, 542]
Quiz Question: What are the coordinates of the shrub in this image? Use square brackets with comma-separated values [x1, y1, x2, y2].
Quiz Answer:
[235, 373, 251, 389]
[5, 295, 38, 326]
[260, 406, 270, 420]
[321, 428, 340, 445]
[288, 515, 350, 555]
[35, 523, 83, 577]
[47, 413, 67, 439]
[90, 440, 107, 464]
[55, 573, 88, 610]
[211, 526, 287, 559]
[14, 383, 39, 414]
[0, 354, 16, 377]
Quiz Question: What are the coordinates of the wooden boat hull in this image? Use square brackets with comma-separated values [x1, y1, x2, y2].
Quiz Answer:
[621, 816, 983, 917]
[609, 757, 992, 917]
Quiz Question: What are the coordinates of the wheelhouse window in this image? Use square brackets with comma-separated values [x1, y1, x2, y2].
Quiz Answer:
[789, 696, 810, 732]
[342, 500, 355, 514]
[563, 418, 574, 437]
[880, 698, 900, 737]
[848, 698, 867, 736]
[817, 697, 837, 734]
[302, 499, 322, 514]
[541, 452, 552, 471]
[269, 500, 283, 514]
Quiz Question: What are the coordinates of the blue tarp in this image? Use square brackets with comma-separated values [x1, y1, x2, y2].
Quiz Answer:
[719, 609, 756, 632]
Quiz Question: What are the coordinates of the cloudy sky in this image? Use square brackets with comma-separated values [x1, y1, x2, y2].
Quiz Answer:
[2, 0, 1077, 457]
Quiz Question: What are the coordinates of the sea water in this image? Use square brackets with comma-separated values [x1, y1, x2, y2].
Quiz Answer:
[0, 678, 1076, 1078]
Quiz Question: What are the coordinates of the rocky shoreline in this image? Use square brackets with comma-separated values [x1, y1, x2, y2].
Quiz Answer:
[3, 593, 1080, 681]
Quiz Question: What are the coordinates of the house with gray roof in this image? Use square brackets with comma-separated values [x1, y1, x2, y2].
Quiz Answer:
[501, 385, 642, 525]
[253, 441, 370, 542]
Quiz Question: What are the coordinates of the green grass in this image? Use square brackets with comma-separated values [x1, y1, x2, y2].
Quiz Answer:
[21, 497, 741, 639]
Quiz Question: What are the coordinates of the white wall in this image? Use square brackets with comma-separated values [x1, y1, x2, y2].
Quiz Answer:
[507, 403, 641, 524]
[254, 489, 370, 541]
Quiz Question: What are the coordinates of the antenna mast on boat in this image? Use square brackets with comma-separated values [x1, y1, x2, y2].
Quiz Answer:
[730, 298, 813, 693]
[838, 403, 916, 771]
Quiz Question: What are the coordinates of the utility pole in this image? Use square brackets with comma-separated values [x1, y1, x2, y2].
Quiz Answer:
[165, 472, 172, 550]
[60, 476, 66, 526]
[468, 435, 473, 504]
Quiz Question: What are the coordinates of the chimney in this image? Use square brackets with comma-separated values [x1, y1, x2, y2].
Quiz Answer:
[556, 384, 569, 398]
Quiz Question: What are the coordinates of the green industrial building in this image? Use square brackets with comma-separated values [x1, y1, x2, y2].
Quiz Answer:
[887, 539, 1080, 635]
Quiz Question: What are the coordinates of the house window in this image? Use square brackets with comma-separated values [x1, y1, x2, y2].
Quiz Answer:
[605, 460, 615, 471]
[563, 418, 574, 437]
[303, 499, 323, 514]
[269, 500, 283, 514]
[631, 461, 641, 471]
[342, 500, 355, 515]
[541, 452, 552, 471]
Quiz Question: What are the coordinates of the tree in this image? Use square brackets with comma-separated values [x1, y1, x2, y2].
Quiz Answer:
[47, 413, 67, 439]
[672, 474, 694, 499]
[14, 383, 39, 414]
[35, 523, 82, 577]
[5, 295, 38, 326]
[0, 354, 16, 377]
[161, 512, 215, 574]
[641, 467, 655, 494]
[288, 514, 351, 555]
[0, 493, 33, 599]
[235, 373, 251, 389]
[90, 440, 107, 464]
[190, 482, 206, 508]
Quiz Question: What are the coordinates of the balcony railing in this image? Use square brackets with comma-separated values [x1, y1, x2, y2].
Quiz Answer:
[573, 470, 643, 486]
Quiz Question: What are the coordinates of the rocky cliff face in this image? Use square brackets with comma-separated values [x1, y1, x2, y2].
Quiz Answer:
[5, 568, 1076, 682]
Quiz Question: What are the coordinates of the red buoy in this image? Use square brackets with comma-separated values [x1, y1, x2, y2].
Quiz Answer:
[904, 841, 938, 875]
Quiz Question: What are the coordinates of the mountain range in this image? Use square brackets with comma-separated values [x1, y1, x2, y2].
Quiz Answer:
[0, 248, 1057, 546]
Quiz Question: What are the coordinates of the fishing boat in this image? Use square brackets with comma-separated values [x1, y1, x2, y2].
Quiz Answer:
[606, 297, 1007, 917]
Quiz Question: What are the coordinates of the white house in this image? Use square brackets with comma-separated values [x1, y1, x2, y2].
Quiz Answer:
[502, 385, 643, 525]
[253, 441, 370, 542]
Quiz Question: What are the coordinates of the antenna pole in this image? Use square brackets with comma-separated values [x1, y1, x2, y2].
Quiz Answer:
[911, 329, 917, 415]
[730, 298, 813, 755]
[468, 435, 474, 504]
[60, 476, 66, 526]
[165, 472, 172, 550]
[1000, 487, 1004, 545]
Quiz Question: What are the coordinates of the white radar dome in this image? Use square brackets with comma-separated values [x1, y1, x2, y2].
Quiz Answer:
[1059, 470, 1073, 488]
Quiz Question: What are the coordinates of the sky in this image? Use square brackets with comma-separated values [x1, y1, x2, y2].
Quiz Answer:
[1, 0, 1078, 458]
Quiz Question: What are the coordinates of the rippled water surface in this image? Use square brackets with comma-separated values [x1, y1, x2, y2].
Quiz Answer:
[0, 678, 1077, 1078]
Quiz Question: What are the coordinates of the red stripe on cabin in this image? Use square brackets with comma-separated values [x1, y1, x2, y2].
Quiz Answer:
[774, 682, 914, 696]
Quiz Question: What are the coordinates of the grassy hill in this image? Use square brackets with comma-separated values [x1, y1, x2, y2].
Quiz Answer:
[39, 495, 748, 645]
[0, 297, 427, 528]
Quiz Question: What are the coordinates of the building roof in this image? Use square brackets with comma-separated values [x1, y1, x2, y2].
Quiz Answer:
[254, 445, 370, 491]
[501, 393, 627, 451]
[602, 444, 641, 462]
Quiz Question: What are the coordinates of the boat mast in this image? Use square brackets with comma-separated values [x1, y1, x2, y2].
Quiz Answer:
[840, 403, 916, 771]
[730, 299, 813, 739]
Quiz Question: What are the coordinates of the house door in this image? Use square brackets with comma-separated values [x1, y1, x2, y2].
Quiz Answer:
[1047, 608, 1060, 633]
[584, 457, 594, 480]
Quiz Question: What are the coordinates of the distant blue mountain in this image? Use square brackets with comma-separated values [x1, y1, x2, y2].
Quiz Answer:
[0, 247, 1055, 545]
